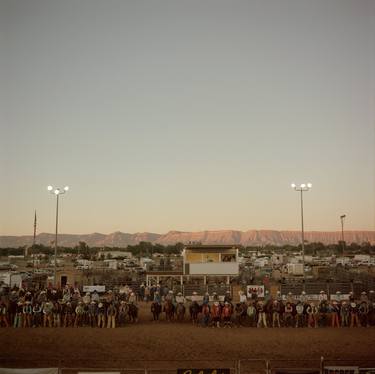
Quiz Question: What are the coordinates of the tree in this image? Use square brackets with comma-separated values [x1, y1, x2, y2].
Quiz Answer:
[75, 241, 91, 259]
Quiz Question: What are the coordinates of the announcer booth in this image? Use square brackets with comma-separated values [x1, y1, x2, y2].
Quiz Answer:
[182, 244, 240, 285]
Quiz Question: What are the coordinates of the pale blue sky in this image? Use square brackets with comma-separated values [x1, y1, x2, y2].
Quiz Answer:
[1, 0, 374, 235]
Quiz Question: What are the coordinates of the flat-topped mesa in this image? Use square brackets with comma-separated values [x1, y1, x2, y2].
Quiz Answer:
[0, 230, 374, 248]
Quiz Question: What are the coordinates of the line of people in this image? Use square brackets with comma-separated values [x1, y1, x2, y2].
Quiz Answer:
[150, 289, 375, 328]
[0, 285, 139, 328]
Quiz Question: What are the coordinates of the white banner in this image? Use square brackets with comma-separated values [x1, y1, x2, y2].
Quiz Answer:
[247, 285, 265, 298]
[282, 294, 328, 301]
[330, 294, 351, 301]
[83, 285, 106, 293]
[0, 369, 58, 374]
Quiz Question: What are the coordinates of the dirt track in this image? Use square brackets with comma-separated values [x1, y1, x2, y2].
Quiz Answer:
[1, 303, 375, 368]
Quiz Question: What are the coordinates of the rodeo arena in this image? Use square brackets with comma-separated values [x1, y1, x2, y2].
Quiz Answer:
[1, 244, 375, 374]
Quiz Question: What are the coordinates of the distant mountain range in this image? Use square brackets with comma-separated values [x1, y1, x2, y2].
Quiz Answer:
[1, 230, 374, 248]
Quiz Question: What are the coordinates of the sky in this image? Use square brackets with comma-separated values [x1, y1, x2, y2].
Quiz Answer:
[1, 0, 374, 236]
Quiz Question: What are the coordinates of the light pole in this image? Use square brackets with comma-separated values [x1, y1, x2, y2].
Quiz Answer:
[47, 185, 69, 287]
[340, 214, 346, 253]
[291, 182, 312, 289]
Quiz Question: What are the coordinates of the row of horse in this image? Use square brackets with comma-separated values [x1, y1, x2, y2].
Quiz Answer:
[150, 300, 245, 325]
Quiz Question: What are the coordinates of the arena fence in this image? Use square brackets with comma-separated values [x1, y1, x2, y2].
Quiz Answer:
[1, 358, 375, 374]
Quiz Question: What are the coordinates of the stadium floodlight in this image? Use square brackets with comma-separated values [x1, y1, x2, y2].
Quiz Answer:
[47, 185, 69, 287]
[290, 181, 312, 289]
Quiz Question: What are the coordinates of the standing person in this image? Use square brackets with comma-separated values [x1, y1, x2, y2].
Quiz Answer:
[257, 301, 267, 328]
[74, 302, 84, 327]
[358, 301, 369, 327]
[284, 302, 294, 328]
[32, 302, 42, 327]
[144, 286, 150, 302]
[63, 302, 74, 327]
[14, 301, 23, 328]
[52, 301, 61, 328]
[349, 301, 360, 328]
[139, 284, 145, 302]
[22, 301, 33, 328]
[97, 302, 106, 328]
[0, 301, 9, 327]
[247, 301, 257, 327]
[306, 302, 318, 328]
[107, 302, 117, 328]
[319, 300, 329, 327]
[295, 301, 304, 328]
[272, 300, 281, 328]
[118, 301, 127, 327]
[331, 301, 341, 328]
[340, 301, 349, 327]
[43, 301, 54, 327]
[88, 301, 97, 327]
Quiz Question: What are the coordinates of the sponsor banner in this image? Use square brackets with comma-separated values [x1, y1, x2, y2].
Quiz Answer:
[330, 294, 351, 301]
[83, 285, 106, 293]
[247, 285, 265, 298]
[0, 369, 58, 374]
[282, 294, 328, 301]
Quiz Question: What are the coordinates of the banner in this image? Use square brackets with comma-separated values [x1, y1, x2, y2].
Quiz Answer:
[247, 285, 265, 298]
[83, 285, 106, 293]
[0, 369, 58, 374]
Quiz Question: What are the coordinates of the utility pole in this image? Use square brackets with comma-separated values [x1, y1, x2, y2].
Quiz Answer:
[340, 214, 346, 255]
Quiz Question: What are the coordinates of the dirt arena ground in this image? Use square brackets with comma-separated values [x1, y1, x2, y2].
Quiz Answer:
[1, 303, 375, 370]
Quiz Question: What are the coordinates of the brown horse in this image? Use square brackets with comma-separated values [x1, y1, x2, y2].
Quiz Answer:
[163, 300, 175, 322]
[151, 301, 162, 321]
[234, 302, 247, 326]
[176, 303, 185, 322]
[189, 301, 201, 324]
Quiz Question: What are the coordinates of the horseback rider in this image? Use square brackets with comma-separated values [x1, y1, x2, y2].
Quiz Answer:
[203, 292, 210, 305]
[176, 292, 185, 304]
[153, 291, 161, 304]
[201, 302, 210, 327]
[222, 301, 232, 328]
[211, 301, 221, 328]
[224, 290, 232, 305]
[128, 292, 137, 305]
